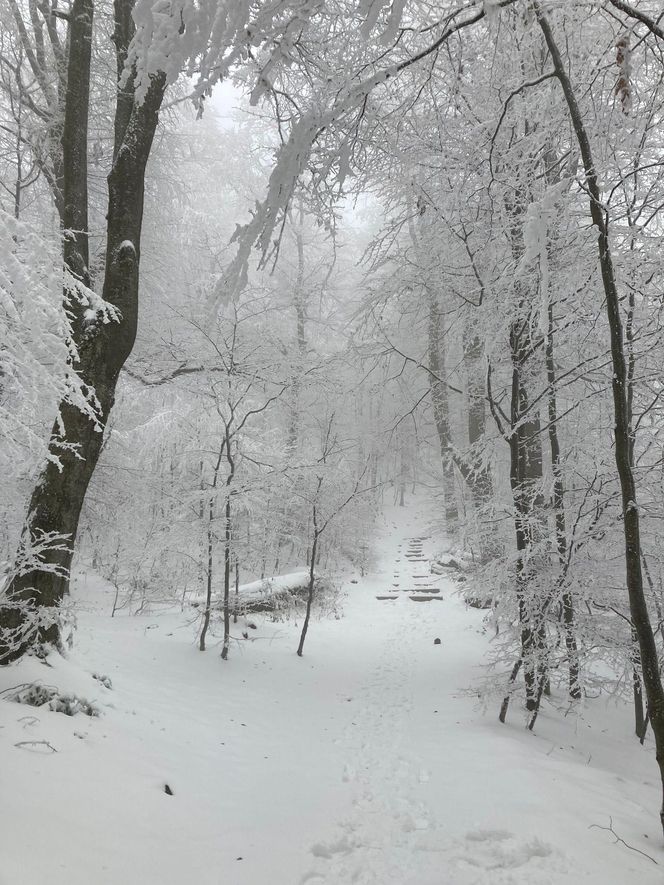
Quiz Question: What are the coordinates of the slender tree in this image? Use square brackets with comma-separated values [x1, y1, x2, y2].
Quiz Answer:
[536, 2, 664, 837]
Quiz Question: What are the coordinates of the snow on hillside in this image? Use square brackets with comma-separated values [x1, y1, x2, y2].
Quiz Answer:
[0, 502, 662, 884]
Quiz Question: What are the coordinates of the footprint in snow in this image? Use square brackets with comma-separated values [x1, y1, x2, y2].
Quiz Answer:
[451, 829, 566, 883]
[310, 834, 355, 859]
[465, 829, 512, 843]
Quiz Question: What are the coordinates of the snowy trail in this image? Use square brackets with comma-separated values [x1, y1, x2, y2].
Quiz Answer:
[298, 520, 569, 885]
[302, 532, 445, 884]
[1, 501, 663, 884]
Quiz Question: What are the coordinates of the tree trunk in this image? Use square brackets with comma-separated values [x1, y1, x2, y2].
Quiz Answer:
[509, 353, 547, 713]
[220, 492, 232, 660]
[0, 0, 167, 662]
[199, 498, 215, 652]
[546, 297, 581, 700]
[200, 437, 227, 652]
[220, 431, 235, 661]
[297, 513, 319, 657]
[462, 329, 499, 561]
[632, 631, 647, 739]
[233, 558, 239, 625]
[506, 186, 548, 715]
[427, 289, 459, 534]
[537, 4, 664, 835]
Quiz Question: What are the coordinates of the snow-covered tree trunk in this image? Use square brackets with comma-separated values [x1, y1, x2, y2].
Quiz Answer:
[0, 0, 166, 661]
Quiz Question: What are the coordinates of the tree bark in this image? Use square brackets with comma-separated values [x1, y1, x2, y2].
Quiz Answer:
[1, 0, 167, 662]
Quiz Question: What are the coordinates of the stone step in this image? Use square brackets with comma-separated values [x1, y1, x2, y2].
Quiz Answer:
[409, 595, 444, 602]
[376, 595, 398, 600]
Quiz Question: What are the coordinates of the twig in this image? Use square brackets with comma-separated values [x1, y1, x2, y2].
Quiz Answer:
[589, 817, 658, 865]
[0, 682, 32, 697]
[14, 740, 58, 753]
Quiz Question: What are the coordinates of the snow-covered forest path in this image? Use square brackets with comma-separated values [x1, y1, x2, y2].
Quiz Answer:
[1, 500, 663, 884]
[298, 509, 582, 885]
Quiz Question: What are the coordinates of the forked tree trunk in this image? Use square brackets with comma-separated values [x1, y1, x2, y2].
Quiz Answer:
[537, 5, 664, 836]
[0, 0, 167, 662]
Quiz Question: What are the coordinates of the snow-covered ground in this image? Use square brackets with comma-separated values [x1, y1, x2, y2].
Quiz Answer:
[1, 501, 662, 884]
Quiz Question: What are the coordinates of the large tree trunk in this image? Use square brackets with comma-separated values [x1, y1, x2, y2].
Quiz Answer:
[537, 4, 664, 836]
[0, 0, 167, 662]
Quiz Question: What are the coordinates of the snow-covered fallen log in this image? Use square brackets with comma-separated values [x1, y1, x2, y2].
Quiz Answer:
[190, 571, 332, 614]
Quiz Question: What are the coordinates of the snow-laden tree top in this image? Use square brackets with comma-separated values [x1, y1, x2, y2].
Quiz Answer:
[128, 0, 415, 102]
[124, 0, 512, 303]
